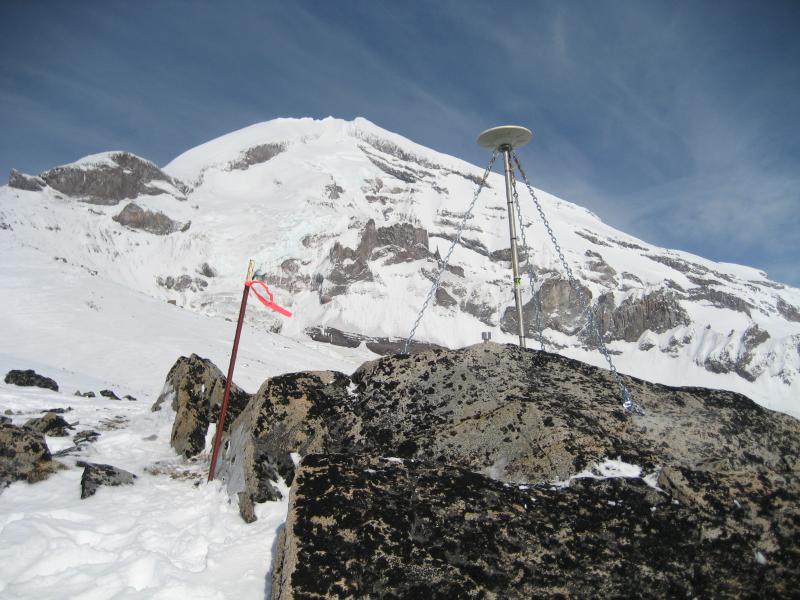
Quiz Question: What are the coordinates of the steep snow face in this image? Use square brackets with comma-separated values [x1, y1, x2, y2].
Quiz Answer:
[1, 116, 799, 416]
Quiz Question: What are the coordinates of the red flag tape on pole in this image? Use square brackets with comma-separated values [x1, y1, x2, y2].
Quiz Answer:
[246, 280, 293, 317]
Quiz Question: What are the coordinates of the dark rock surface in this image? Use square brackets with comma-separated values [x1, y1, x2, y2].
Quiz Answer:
[152, 354, 251, 458]
[113, 202, 187, 235]
[228, 143, 285, 171]
[0, 422, 63, 486]
[304, 326, 443, 356]
[73, 430, 101, 445]
[273, 454, 798, 600]
[324, 218, 431, 298]
[39, 151, 188, 204]
[78, 461, 136, 499]
[8, 169, 45, 191]
[240, 343, 800, 598]
[99, 389, 120, 400]
[23, 412, 74, 437]
[4, 369, 59, 391]
[156, 273, 208, 292]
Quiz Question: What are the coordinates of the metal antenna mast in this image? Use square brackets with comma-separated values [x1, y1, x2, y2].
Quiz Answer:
[477, 126, 532, 348]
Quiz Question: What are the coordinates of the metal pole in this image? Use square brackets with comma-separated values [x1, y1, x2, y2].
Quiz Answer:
[208, 259, 255, 482]
[502, 146, 526, 348]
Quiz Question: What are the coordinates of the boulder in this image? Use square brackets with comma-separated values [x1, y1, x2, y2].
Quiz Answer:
[23, 412, 74, 437]
[4, 369, 59, 391]
[0, 422, 63, 486]
[78, 462, 136, 498]
[273, 454, 798, 599]
[220, 343, 800, 526]
[152, 354, 251, 458]
[249, 343, 800, 597]
[99, 389, 120, 400]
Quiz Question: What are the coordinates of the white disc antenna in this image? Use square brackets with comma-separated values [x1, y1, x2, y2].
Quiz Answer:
[477, 125, 532, 150]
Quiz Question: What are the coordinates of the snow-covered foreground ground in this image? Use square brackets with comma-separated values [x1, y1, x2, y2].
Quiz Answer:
[0, 241, 371, 599]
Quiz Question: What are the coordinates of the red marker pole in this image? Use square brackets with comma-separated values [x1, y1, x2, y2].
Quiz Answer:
[208, 259, 255, 482]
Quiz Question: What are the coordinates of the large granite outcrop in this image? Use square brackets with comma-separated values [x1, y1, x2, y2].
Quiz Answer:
[38, 151, 189, 204]
[272, 454, 797, 600]
[166, 343, 799, 595]
[218, 342, 799, 515]
[152, 354, 251, 458]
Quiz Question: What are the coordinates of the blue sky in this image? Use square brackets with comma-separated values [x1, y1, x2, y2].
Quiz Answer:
[2, 1, 798, 285]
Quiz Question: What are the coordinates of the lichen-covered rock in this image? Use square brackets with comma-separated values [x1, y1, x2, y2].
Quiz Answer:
[220, 370, 354, 522]
[273, 454, 800, 600]
[4, 369, 59, 391]
[152, 354, 251, 458]
[78, 462, 136, 499]
[0, 422, 63, 486]
[39, 151, 188, 204]
[23, 412, 74, 437]
[113, 202, 186, 235]
[220, 343, 800, 525]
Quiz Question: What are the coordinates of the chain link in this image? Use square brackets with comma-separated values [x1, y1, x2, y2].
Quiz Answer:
[509, 168, 546, 352]
[512, 151, 642, 414]
[403, 150, 499, 354]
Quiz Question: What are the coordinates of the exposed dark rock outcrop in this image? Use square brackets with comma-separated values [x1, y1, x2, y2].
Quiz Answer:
[501, 277, 592, 336]
[273, 454, 797, 600]
[156, 274, 208, 293]
[152, 354, 251, 458]
[0, 422, 63, 486]
[113, 202, 187, 235]
[583, 249, 617, 286]
[688, 287, 753, 315]
[777, 297, 800, 322]
[229, 343, 800, 598]
[23, 412, 74, 437]
[704, 325, 772, 382]
[601, 289, 690, 342]
[325, 219, 430, 298]
[304, 326, 442, 356]
[198, 262, 217, 278]
[228, 143, 285, 171]
[8, 169, 45, 191]
[39, 151, 188, 204]
[217, 343, 799, 526]
[78, 461, 136, 498]
[73, 430, 100, 445]
[4, 369, 59, 391]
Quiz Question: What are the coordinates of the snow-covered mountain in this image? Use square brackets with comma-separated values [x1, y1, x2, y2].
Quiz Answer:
[2, 116, 799, 416]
